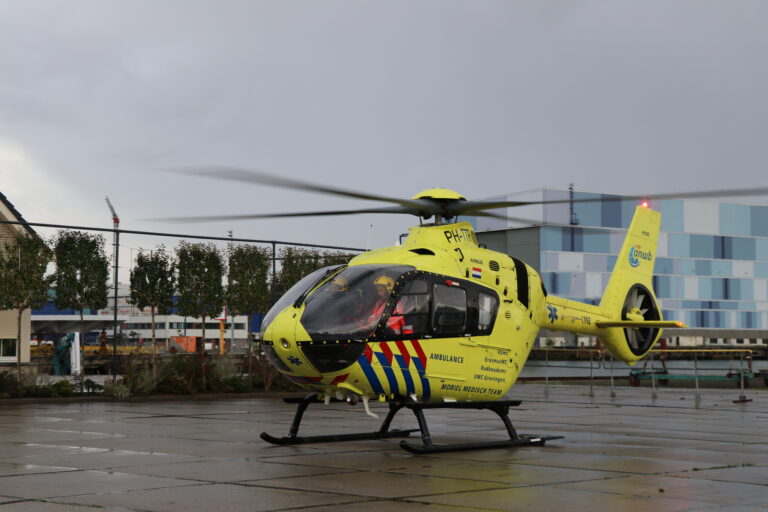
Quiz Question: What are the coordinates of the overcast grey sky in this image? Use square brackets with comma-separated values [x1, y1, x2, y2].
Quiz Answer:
[2, 1, 768, 260]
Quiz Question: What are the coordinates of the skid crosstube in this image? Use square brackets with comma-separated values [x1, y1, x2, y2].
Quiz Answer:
[260, 393, 563, 453]
[259, 393, 418, 445]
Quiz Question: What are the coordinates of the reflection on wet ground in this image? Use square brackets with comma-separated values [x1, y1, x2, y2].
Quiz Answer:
[0, 383, 765, 511]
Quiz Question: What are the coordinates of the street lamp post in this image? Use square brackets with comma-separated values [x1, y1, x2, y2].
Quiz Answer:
[105, 197, 120, 381]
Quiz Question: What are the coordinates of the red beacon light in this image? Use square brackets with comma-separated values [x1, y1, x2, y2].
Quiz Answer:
[640, 199, 649, 208]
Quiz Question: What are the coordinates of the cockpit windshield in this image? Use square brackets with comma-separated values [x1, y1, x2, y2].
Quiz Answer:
[301, 264, 414, 341]
[259, 265, 344, 340]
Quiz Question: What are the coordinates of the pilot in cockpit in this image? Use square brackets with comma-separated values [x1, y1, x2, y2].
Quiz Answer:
[329, 276, 349, 293]
[328, 275, 358, 322]
[357, 275, 395, 334]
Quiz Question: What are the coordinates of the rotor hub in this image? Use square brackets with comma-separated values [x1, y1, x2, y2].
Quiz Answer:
[411, 188, 466, 201]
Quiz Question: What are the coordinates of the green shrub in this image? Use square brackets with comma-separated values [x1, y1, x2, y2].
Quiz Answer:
[50, 380, 75, 397]
[221, 374, 257, 393]
[0, 371, 14, 395]
[157, 354, 205, 394]
[23, 384, 53, 398]
[103, 379, 130, 400]
[83, 379, 104, 393]
[124, 366, 156, 395]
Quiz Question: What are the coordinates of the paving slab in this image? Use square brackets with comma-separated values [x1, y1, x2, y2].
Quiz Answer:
[667, 464, 768, 486]
[0, 469, 196, 500]
[1, 447, 205, 470]
[409, 484, 721, 512]
[0, 383, 765, 511]
[0, 500, 130, 512]
[56, 482, 368, 512]
[558, 473, 768, 507]
[388, 461, 619, 485]
[423, 448, 722, 472]
[261, 450, 443, 471]
[122, 458, 355, 482]
[0, 463, 79, 477]
[245, 471, 507, 499]
[304, 500, 475, 512]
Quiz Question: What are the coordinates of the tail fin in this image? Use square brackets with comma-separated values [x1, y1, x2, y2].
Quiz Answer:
[596, 205, 681, 363]
[600, 205, 660, 313]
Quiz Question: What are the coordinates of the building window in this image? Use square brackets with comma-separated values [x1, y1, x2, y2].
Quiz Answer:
[0, 338, 17, 360]
[720, 203, 751, 236]
[750, 205, 768, 237]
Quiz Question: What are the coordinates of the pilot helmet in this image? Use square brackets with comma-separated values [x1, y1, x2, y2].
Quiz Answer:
[329, 276, 349, 292]
[374, 275, 395, 293]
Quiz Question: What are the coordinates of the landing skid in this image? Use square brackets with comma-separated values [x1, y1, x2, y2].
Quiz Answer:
[260, 393, 563, 454]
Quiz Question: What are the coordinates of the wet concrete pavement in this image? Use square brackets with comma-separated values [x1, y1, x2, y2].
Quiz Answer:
[0, 383, 766, 511]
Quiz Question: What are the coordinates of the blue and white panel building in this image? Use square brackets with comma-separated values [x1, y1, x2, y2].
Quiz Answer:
[472, 189, 768, 345]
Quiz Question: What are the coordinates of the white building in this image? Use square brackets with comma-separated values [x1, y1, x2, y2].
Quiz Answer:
[0, 191, 35, 366]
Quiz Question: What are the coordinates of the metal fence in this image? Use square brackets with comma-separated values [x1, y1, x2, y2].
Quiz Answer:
[530, 347, 763, 404]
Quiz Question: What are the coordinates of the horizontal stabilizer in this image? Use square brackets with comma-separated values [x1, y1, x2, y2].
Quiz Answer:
[596, 320, 686, 328]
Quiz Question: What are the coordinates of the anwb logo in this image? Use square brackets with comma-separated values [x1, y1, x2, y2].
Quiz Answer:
[628, 245, 652, 267]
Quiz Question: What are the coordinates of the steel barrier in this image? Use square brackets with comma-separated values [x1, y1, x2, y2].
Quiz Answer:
[532, 347, 759, 405]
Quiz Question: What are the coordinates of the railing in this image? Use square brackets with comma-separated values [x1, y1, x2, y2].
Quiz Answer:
[532, 347, 760, 405]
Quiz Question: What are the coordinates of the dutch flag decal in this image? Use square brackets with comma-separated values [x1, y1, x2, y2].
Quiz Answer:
[472, 267, 482, 279]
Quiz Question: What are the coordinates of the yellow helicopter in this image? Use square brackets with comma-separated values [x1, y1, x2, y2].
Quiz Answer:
[168, 168, 767, 453]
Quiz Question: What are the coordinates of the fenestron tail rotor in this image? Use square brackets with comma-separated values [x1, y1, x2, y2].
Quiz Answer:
[621, 284, 661, 355]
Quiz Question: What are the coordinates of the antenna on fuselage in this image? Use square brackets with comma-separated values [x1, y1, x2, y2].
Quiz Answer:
[365, 224, 373, 251]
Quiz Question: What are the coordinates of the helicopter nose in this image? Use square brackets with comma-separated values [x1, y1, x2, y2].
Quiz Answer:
[275, 336, 304, 366]
[264, 314, 318, 377]
[260, 311, 299, 371]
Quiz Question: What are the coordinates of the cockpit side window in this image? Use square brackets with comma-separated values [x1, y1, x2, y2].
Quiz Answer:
[381, 275, 498, 339]
[432, 284, 467, 335]
[512, 257, 529, 308]
[477, 292, 499, 333]
[383, 278, 429, 337]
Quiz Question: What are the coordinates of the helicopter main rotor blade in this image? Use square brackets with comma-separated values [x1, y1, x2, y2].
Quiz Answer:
[150, 206, 416, 223]
[467, 211, 543, 225]
[555, 185, 768, 205]
[450, 186, 768, 214]
[161, 166, 768, 222]
[167, 166, 427, 210]
[447, 200, 534, 215]
[154, 205, 542, 226]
